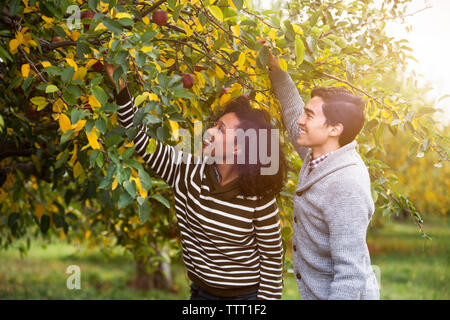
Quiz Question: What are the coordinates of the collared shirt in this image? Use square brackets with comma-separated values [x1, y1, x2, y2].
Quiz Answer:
[308, 151, 334, 174]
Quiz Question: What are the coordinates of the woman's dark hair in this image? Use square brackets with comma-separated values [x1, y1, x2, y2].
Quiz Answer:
[213, 95, 287, 198]
[311, 87, 366, 146]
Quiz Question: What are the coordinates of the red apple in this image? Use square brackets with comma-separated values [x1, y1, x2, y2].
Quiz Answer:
[81, 10, 95, 30]
[91, 61, 104, 73]
[242, 94, 250, 100]
[152, 10, 168, 26]
[181, 73, 195, 89]
[52, 36, 63, 42]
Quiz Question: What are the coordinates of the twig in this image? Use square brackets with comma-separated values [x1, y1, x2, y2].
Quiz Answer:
[242, 8, 280, 30]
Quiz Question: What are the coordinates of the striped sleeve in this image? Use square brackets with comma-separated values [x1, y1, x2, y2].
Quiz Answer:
[116, 87, 183, 187]
[253, 197, 284, 300]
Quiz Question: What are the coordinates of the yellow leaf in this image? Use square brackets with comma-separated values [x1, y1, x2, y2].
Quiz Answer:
[220, 93, 232, 106]
[89, 94, 101, 108]
[65, 58, 78, 71]
[41, 16, 54, 24]
[72, 66, 87, 81]
[73, 119, 86, 132]
[141, 46, 152, 53]
[238, 52, 246, 70]
[70, 31, 80, 41]
[59, 114, 72, 133]
[86, 127, 100, 150]
[21, 64, 30, 77]
[142, 16, 150, 25]
[69, 144, 78, 165]
[73, 161, 83, 178]
[9, 39, 20, 54]
[182, 21, 194, 37]
[279, 58, 288, 72]
[86, 59, 98, 69]
[208, 5, 223, 22]
[231, 25, 240, 37]
[165, 58, 175, 68]
[116, 12, 132, 19]
[149, 93, 159, 101]
[228, 0, 237, 10]
[41, 61, 51, 68]
[34, 204, 45, 219]
[85, 230, 91, 240]
[169, 120, 179, 139]
[112, 177, 118, 190]
[94, 22, 107, 31]
[216, 65, 225, 78]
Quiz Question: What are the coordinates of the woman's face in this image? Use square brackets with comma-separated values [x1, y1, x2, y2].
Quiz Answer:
[203, 112, 241, 162]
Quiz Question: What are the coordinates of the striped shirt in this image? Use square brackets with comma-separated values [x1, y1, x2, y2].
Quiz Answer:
[115, 87, 283, 300]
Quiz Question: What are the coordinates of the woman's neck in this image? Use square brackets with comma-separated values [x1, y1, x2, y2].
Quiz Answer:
[215, 163, 239, 186]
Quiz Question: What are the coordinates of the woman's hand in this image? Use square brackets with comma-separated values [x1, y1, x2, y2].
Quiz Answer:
[105, 63, 126, 91]
[257, 38, 281, 71]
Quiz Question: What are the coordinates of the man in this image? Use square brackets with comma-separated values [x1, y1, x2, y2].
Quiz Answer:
[265, 44, 380, 300]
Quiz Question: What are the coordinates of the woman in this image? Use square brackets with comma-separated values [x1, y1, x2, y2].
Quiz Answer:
[106, 65, 286, 300]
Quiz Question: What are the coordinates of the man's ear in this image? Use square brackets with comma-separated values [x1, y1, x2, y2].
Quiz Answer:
[329, 123, 344, 137]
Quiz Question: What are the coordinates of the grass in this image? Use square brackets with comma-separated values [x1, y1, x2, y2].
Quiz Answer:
[0, 216, 448, 300]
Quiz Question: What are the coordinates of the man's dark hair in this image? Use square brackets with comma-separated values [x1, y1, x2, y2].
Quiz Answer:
[311, 87, 366, 146]
[214, 96, 287, 198]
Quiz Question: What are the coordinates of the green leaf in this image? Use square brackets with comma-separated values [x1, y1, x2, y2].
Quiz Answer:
[143, 114, 162, 125]
[103, 17, 123, 34]
[61, 67, 75, 83]
[295, 35, 305, 66]
[208, 5, 223, 22]
[60, 129, 75, 145]
[91, 86, 108, 106]
[76, 41, 90, 61]
[258, 45, 269, 67]
[138, 169, 152, 191]
[105, 135, 124, 148]
[232, 0, 243, 10]
[122, 145, 136, 160]
[9, 0, 20, 15]
[151, 194, 170, 209]
[138, 199, 150, 223]
[173, 89, 194, 99]
[30, 96, 48, 109]
[95, 118, 107, 134]
[67, 85, 81, 97]
[40, 215, 51, 234]
[124, 180, 137, 198]
[118, 192, 133, 209]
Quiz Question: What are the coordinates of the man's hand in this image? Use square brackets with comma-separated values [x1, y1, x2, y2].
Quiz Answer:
[257, 38, 281, 71]
[105, 63, 126, 91]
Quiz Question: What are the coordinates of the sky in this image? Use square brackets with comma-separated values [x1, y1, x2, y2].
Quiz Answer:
[384, 0, 450, 124]
[257, 0, 450, 125]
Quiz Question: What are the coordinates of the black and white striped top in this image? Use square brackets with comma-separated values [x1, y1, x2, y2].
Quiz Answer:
[115, 87, 283, 299]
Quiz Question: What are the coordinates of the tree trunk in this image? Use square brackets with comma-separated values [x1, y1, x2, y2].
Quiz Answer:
[129, 247, 174, 292]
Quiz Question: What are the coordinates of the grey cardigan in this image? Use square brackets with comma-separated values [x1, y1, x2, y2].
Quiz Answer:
[269, 69, 380, 300]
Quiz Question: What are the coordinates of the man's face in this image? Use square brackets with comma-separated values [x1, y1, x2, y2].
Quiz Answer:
[296, 96, 331, 148]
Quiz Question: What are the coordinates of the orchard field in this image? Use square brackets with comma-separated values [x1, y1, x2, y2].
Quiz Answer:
[0, 0, 448, 300]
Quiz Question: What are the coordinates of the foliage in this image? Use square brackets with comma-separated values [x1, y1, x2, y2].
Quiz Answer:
[0, 0, 448, 286]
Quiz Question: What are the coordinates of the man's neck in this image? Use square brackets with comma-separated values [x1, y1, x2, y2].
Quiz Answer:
[311, 141, 341, 160]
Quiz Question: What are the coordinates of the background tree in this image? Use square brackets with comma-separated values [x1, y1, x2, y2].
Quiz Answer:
[0, 0, 448, 291]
